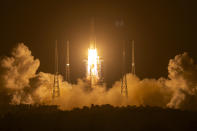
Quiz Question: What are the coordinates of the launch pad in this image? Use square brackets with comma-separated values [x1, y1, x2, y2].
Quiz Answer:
[52, 18, 135, 99]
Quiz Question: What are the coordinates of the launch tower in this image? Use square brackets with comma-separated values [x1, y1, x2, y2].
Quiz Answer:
[65, 40, 70, 82]
[131, 40, 135, 75]
[53, 40, 60, 99]
[121, 42, 128, 98]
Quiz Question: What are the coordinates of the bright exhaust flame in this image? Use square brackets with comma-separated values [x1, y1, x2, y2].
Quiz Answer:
[87, 47, 99, 80]
[86, 41, 104, 87]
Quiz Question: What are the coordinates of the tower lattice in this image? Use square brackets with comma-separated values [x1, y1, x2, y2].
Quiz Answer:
[121, 42, 128, 98]
[53, 40, 60, 99]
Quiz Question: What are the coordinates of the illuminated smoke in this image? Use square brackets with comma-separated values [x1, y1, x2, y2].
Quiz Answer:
[0, 43, 40, 104]
[1, 44, 197, 110]
[166, 52, 197, 109]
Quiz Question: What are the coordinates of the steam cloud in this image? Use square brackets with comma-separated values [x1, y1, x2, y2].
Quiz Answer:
[1, 43, 197, 110]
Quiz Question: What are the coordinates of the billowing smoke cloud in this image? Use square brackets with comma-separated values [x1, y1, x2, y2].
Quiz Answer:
[1, 44, 197, 110]
[0, 43, 40, 104]
[166, 53, 197, 110]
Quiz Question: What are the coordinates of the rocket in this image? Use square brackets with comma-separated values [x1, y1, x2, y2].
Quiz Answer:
[90, 17, 96, 49]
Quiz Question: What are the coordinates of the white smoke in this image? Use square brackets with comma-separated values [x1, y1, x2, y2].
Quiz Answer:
[0, 43, 40, 104]
[166, 53, 197, 109]
[1, 44, 197, 110]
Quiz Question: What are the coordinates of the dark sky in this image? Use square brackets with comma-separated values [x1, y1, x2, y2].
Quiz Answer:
[1, 0, 197, 87]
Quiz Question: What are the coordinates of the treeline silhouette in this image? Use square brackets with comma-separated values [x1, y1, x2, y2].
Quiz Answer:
[0, 104, 197, 131]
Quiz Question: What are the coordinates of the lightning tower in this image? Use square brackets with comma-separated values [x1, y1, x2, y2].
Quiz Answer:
[65, 40, 70, 82]
[121, 42, 128, 98]
[53, 40, 60, 99]
[131, 40, 135, 75]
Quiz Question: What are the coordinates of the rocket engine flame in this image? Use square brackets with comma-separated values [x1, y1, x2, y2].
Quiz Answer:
[87, 47, 99, 82]
[88, 48, 98, 76]
[85, 40, 104, 87]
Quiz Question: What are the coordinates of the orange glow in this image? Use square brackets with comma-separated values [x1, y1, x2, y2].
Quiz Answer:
[86, 40, 103, 87]
[87, 47, 99, 79]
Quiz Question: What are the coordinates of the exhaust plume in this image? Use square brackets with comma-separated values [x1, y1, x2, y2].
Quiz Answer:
[1, 44, 197, 110]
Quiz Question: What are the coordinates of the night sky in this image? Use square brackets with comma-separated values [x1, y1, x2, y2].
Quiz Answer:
[1, 0, 197, 87]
